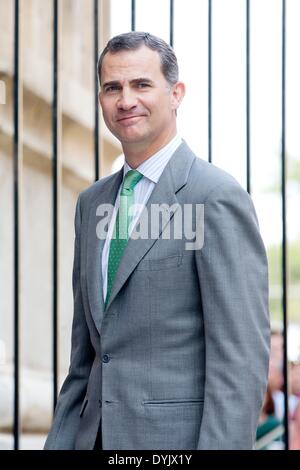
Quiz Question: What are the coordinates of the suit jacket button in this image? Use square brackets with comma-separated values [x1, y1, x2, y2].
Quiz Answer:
[102, 354, 110, 363]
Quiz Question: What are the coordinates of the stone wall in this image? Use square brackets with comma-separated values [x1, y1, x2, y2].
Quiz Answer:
[0, 0, 121, 431]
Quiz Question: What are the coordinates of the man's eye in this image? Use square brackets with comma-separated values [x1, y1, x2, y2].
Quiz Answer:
[105, 85, 120, 92]
[137, 83, 150, 88]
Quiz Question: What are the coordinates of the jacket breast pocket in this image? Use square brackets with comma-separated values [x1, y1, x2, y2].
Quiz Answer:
[136, 254, 183, 271]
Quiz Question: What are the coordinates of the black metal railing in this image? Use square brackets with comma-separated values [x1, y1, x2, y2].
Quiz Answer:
[131, 0, 136, 32]
[13, 0, 20, 452]
[94, 0, 101, 182]
[169, 0, 174, 47]
[9, 0, 290, 450]
[281, 0, 289, 450]
[208, 0, 212, 164]
[52, 0, 60, 415]
[246, 0, 251, 194]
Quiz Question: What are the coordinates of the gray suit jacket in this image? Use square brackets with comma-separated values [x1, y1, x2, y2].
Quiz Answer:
[44, 142, 270, 450]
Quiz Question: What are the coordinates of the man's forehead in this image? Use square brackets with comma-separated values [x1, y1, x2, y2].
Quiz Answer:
[101, 46, 162, 78]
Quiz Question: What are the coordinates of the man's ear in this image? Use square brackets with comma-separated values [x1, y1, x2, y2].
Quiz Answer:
[171, 81, 185, 111]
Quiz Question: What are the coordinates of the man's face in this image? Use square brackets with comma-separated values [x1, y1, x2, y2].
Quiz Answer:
[99, 45, 183, 149]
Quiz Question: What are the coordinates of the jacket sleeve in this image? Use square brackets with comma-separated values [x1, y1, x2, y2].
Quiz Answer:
[44, 195, 95, 449]
[195, 180, 270, 450]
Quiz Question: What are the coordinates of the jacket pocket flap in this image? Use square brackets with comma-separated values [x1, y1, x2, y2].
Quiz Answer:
[137, 254, 182, 271]
[143, 398, 204, 406]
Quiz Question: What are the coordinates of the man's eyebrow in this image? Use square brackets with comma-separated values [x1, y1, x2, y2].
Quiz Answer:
[130, 78, 154, 85]
[102, 80, 121, 89]
[102, 78, 154, 89]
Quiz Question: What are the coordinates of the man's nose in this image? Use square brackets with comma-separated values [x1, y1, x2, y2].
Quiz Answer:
[117, 87, 137, 110]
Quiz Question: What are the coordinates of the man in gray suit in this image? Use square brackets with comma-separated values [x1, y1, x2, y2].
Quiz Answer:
[44, 32, 270, 450]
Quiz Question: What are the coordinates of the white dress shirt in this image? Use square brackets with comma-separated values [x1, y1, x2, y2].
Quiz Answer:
[101, 133, 182, 301]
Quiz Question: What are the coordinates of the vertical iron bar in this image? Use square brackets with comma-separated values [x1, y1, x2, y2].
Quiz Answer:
[169, 0, 174, 47]
[52, 0, 59, 411]
[94, 0, 100, 181]
[281, 0, 289, 450]
[208, 0, 212, 163]
[131, 0, 136, 32]
[246, 0, 251, 194]
[13, 0, 20, 450]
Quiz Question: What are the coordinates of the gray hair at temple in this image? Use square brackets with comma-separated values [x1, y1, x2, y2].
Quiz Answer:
[97, 31, 179, 86]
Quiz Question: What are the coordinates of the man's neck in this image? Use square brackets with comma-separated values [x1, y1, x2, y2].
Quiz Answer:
[122, 128, 177, 169]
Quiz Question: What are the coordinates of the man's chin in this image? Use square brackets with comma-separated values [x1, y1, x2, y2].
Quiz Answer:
[116, 130, 150, 145]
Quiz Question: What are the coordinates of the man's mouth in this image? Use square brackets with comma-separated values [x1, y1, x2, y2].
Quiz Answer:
[116, 115, 145, 123]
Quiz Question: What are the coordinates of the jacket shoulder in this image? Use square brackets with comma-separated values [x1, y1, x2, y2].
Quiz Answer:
[188, 156, 247, 202]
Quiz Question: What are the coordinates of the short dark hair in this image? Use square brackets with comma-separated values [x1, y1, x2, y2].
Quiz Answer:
[98, 31, 179, 86]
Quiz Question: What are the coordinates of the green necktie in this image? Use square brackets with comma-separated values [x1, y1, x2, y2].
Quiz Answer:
[105, 169, 143, 308]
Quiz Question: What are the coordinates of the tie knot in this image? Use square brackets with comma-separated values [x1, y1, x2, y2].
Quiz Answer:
[121, 170, 143, 194]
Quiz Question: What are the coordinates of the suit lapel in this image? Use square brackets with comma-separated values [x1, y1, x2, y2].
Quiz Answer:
[86, 141, 196, 330]
[86, 168, 123, 333]
[104, 141, 196, 312]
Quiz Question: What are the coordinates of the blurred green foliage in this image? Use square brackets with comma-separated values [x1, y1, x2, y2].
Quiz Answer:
[267, 240, 300, 323]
